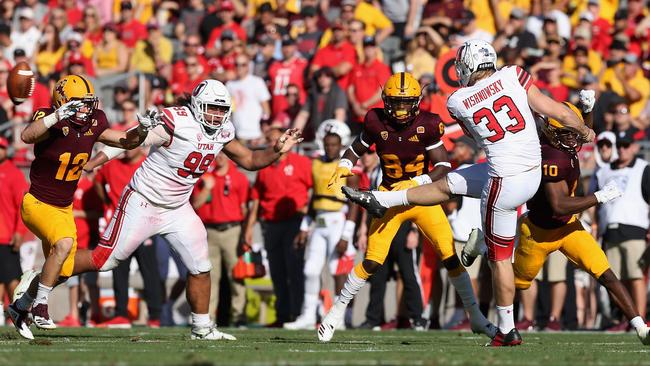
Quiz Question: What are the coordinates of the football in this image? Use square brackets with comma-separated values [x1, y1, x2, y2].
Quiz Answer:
[7, 61, 35, 105]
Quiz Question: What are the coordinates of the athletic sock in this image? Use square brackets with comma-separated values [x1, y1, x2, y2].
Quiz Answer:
[33, 283, 53, 306]
[373, 190, 409, 208]
[191, 312, 211, 328]
[449, 272, 482, 319]
[15, 292, 34, 311]
[496, 304, 515, 334]
[338, 271, 366, 305]
[630, 316, 645, 331]
[301, 277, 320, 322]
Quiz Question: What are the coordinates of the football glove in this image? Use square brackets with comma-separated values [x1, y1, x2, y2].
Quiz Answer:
[136, 108, 161, 132]
[579, 89, 596, 114]
[55, 100, 84, 121]
[594, 180, 623, 204]
[327, 159, 355, 191]
[391, 179, 419, 191]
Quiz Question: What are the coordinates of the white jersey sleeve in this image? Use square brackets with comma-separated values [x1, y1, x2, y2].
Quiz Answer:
[129, 106, 236, 208]
[447, 65, 541, 177]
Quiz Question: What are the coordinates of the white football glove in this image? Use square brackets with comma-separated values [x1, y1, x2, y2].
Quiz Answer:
[55, 100, 84, 121]
[136, 108, 161, 132]
[579, 89, 596, 114]
[594, 180, 623, 204]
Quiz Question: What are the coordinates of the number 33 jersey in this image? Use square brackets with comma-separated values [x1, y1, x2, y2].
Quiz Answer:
[129, 106, 235, 209]
[447, 65, 541, 177]
[29, 108, 109, 207]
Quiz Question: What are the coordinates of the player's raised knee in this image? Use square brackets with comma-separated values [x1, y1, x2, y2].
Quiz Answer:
[53, 237, 74, 254]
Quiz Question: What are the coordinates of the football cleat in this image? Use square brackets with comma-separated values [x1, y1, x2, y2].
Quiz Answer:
[31, 303, 57, 330]
[461, 228, 486, 267]
[636, 325, 650, 345]
[283, 315, 316, 330]
[7, 303, 34, 340]
[13, 269, 39, 302]
[317, 302, 346, 342]
[341, 186, 387, 218]
[488, 329, 523, 347]
[190, 326, 236, 341]
[97, 316, 132, 329]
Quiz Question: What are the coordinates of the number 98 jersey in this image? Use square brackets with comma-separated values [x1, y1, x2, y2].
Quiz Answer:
[360, 108, 444, 190]
[129, 106, 235, 209]
[29, 107, 109, 207]
[446, 65, 541, 178]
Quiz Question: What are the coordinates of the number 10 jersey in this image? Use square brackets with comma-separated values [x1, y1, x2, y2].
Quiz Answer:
[447, 65, 541, 178]
[129, 106, 235, 209]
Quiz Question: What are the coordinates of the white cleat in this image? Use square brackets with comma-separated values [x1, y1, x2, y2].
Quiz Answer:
[7, 303, 34, 340]
[191, 326, 237, 341]
[636, 325, 650, 345]
[31, 304, 56, 330]
[13, 269, 39, 302]
[461, 229, 487, 267]
[317, 302, 346, 342]
[283, 315, 316, 330]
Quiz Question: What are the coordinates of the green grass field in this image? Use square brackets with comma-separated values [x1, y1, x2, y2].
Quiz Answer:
[1, 326, 650, 366]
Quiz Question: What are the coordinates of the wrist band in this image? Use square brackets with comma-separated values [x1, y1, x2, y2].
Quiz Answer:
[300, 215, 313, 231]
[339, 158, 353, 170]
[43, 113, 58, 128]
[413, 174, 433, 186]
[341, 220, 356, 243]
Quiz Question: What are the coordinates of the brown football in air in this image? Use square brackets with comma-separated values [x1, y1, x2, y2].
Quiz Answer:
[7, 61, 35, 105]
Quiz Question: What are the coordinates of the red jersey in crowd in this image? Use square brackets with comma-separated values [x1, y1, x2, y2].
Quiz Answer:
[206, 24, 247, 49]
[348, 59, 391, 122]
[73, 175, 103, 249]
[0, 158, 28, 244]
[94, 155, 146, 215]
[172, 56, 210, 93]
[192, 162, 250, 224]
[268, 56, 308, 116]
[118, 19, 147, 48]
[251, 152, 312, 222]
[311, 41, 357, 90]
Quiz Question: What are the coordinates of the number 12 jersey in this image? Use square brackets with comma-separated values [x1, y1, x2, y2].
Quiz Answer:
[447, 66, 541, 178]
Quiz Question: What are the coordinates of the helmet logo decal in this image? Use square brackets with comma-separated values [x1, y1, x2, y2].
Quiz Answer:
[56, 79, 68, 101]
[193, 82, 207, 96]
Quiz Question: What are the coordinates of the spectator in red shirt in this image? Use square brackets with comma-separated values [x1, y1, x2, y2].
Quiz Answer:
[94, 147, 162, 328]
[206, 0, 247, 53]
[207, 30, 239, 82]
[116, 0, 147, 49]
[60, 0, 82, 27]
[271, 83, 303, 129]
[311, 21, 357, 91]
[174, 55, 207, 95]
[172, 35, 210, 92]
[268, 35, 308, 118]
[347, 36, 391, 124]
[0, 136, 28, 315]
[245, 127, 313, 326]
[192, 153, 250, 326]
[56, 33, 96, 77]
[581, 1, 611, 57]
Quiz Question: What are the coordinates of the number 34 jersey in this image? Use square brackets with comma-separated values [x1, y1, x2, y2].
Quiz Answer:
[29, 108, 109, 207]
[360, 108, 444, 190]
[447, 65, 541, 178]
[129, 106, 235, 209]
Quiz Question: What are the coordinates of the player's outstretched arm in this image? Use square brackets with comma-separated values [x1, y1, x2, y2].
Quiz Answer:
[97, 110, 163, 149]
[223, 128, 303, 170]
[21, 101, 83, 144]
[527, 84, 595, 142]
[544, 180, 622, 216]
[327, 137, 368, 190]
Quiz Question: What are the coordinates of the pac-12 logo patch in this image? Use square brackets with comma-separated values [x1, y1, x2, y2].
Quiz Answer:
[417, 126, 424, 134]
[381, 131, 388, 140]
[62, 126, 69, 136]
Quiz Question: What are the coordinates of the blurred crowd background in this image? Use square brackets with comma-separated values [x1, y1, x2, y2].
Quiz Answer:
[1, 0, 650, 332]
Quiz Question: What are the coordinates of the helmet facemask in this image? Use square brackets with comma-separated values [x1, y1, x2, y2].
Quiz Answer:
[542, 119, 581, 154]
[383, 95, 421, 123]
[69, 96, 98, 126]
[191, 98, 231, 135]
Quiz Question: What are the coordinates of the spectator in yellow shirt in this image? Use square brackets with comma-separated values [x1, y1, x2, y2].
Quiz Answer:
[600, 53, 650, 118]
[319, 0, 393, 48]
[129, 23, 173, 74]
[34, 24, 65, 79]
[561, 26, 603, 88]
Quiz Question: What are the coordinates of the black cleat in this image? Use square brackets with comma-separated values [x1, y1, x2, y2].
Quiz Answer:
[341, 186, 388, 218]
[488, 328, 523, 347]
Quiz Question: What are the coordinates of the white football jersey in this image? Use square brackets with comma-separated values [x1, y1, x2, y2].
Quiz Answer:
[129, 106, 235, 208]
[447, 66, 541, 177]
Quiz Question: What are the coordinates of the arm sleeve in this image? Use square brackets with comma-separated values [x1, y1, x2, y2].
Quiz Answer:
[515, 66, 533, 91]
[423, 116, 445, 151]
[102, 124, 171, 160]
[359, 111, 377, 147]
[642, 165, 650, 204]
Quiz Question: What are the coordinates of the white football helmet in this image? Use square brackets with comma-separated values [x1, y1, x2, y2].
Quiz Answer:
[315, 119, 351, 151]
[190, 79, 232, 132]
[455, 39, 497, 87]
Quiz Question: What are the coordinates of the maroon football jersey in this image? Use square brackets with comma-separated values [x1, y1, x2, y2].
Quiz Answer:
[360, 109, 445, 190]
[527, 138, 580, 229]
[29, 107, 109, 207]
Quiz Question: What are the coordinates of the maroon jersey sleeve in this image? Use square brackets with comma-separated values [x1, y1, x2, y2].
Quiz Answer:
[419, 111, 445, 150]
[360, 109, 382, 147]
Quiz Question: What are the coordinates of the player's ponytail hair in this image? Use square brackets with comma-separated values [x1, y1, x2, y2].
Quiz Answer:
[175, 93, 192, 108]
